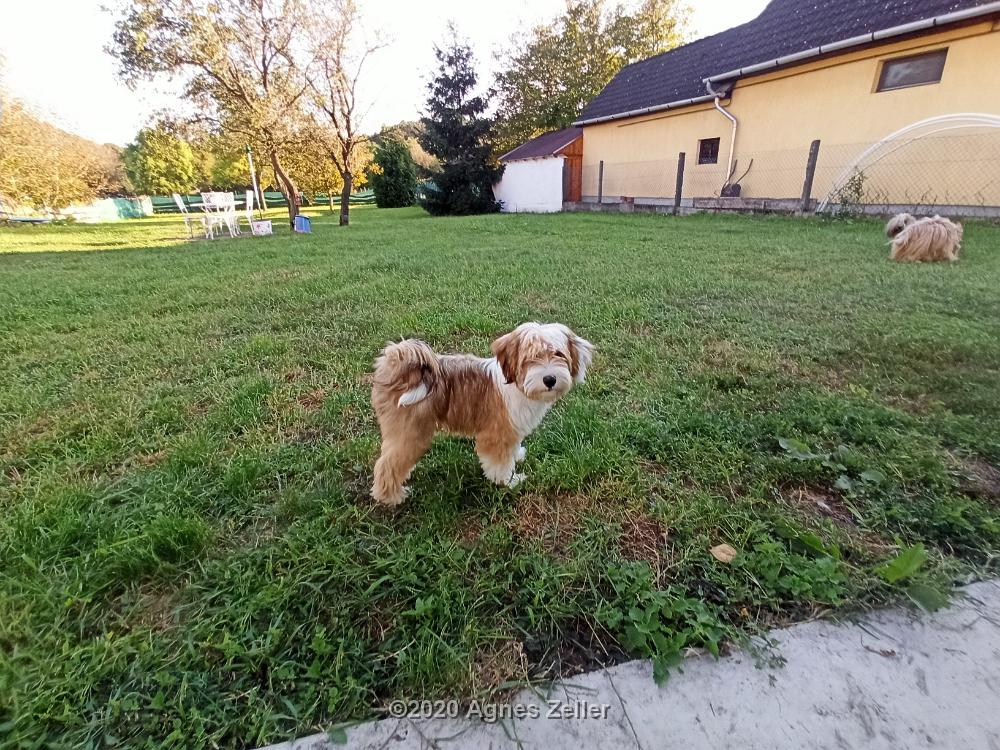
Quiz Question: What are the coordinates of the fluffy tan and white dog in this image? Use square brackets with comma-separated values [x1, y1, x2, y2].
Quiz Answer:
[370, 322, 594, 506]
[885, 213, 963, 262]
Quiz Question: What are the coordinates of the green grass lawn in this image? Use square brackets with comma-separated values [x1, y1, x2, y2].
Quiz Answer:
[2, 207, 999, 748]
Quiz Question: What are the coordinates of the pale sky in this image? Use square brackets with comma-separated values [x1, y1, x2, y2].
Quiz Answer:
[0, 0, 768, 146]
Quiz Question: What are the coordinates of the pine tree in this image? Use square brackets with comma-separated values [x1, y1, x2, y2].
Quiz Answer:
[419, 28, 503, 216]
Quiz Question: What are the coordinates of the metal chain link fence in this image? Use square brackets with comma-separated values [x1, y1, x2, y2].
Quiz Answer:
[578, 126, 1000, 218]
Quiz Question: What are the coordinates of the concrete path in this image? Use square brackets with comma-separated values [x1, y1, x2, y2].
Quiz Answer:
[261, 580, 1000, 750]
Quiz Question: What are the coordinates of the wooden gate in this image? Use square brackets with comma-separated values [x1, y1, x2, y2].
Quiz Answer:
[560, 138, 583, 203]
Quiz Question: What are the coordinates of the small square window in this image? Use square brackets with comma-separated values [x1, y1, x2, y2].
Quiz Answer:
[698, 137, 720, 165]
[876, 49, 947, 92]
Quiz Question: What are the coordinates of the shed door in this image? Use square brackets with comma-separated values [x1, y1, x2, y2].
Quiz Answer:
[563, 155, 582, 203]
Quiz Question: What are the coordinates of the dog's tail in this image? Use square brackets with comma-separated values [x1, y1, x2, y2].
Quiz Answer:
[373, 339, 441, 408]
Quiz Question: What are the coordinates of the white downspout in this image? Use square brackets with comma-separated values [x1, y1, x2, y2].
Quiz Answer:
[706, 80, 738, 181]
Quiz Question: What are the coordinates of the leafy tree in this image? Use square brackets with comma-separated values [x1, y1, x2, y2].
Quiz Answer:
[306, 0, 382, 226]
[369, 138, 417, 208]
[146, 117, 255, 193]
[202, 147, 252, 192]
[282, 125, 371, 211]
[110, 0, 313, 227]
[493, 0, 689, 154]
[374, 121, 440, 177]
[122, 126, 197, 195]
[419, 28, 503, 216]
[0, 97, 127, 210]
[189, 135, 251, 192]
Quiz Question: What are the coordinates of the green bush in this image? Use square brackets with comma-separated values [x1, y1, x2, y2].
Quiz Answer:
[369, 139, 417, 208]
[123, 126, 198, 196]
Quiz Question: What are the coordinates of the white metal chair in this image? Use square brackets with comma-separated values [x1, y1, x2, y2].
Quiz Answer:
[201, 192, 240, 238]
[172, 193, 207, 238]
[242, 190, 273, 236]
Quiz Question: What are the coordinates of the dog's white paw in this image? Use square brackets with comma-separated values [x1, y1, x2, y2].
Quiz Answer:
[514, 446, 526, 463]
[373, 486, 408, 507]
[506, 472, 526, 488]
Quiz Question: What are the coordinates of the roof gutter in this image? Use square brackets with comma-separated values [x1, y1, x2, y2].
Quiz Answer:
[572, 93, 717, 127]
[703, 1, 1000, 85]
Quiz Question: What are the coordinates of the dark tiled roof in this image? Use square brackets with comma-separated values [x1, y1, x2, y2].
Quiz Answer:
[500, 127, 583, 161]
[578, 0, 995, 123]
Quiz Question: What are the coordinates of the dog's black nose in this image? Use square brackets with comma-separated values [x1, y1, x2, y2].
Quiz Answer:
[543, 375, 557, 389]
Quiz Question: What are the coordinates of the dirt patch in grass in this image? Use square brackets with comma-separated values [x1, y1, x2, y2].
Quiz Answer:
[784, 484, 856, 526]
[698, 339, 802, 377]
[363, 599, 399, 643]
[470, 639, 528, 696]
[136, 450, 167, 467]
[455, 515, 483, 547]
[780, 484, 894, 557]
[509, 492, 592, 555]
[953, 455, 1000, 500]
[286, 425, 324, 446]
[884, 392, 939, 416]
[126, 585, 181, 633]
[617, 509, 670, 578]
[523, 619, 623, 681]
[510, 490, 671, 576]
[183, 398, 212, 419]
[296, 388, 327, 411]
[700, 339, 742, 368]
[103, 448, 169, 479]
[221, 515, 280, 552]
[282, 367, 309, 382]
[3, 464, 25, 486]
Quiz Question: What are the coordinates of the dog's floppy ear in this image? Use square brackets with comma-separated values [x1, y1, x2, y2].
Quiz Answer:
[563, 328, 594, 384]
[491, 329, 522, 384]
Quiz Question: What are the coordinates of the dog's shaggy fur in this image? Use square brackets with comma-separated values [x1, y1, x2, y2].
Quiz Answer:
[885, 213, 963, 262]
[370, 323, 594, 506]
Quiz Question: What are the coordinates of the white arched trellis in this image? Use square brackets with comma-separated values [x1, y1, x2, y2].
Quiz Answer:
[816, 113, 1000, 213]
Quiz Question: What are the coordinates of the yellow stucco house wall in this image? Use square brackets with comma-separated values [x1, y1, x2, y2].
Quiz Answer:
[580, 17, 1000, 207]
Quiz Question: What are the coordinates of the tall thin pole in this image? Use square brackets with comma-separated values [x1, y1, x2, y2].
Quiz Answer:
[799, 140, 821, 214]
[246, 145, 263, 219]
[597, 160, 605, 205]
[674, 152, 686, 215]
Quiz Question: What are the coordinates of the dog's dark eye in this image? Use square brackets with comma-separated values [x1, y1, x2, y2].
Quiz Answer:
[420, 363, 431, 373]
[554, 351, 568, 360]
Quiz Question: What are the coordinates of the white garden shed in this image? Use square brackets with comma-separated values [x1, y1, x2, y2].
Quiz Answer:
[493, 127, 583, 213]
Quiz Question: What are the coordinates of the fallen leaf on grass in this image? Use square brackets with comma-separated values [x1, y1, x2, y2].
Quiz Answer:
[710, 544, 737, 563]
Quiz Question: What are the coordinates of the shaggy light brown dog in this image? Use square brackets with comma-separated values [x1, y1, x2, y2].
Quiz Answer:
[885, 213, 963, 262]
[370, 323, 594, 506]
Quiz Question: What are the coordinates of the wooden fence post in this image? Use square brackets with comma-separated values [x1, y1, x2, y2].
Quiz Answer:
[800, 140, 821, 213]
[597, 160, 605, 205]
[674, 152, 686, 215]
